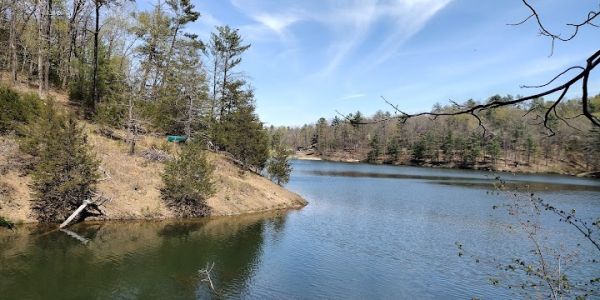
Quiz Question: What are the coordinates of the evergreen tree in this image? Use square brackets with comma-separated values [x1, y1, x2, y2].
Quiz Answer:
[216, 106, 269, 171]
[441, 130, 454, 162]
[367, 134, 381, 163]
[161, 143, 215, 217]
[463, 133, 481, 166]
[411, 138, 426, 161]
[525, 135, 537, 164]
[28, 104, 99, 223]
[267, 145, 292, 185]
[486, 136, 501, 165]
[0, 86, 42, 134]
[386, 138, 400, 161]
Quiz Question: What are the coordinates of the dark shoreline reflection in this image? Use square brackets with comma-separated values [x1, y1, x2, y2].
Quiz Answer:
[306, 170, 600, 192]
[0, 211, 289, 299]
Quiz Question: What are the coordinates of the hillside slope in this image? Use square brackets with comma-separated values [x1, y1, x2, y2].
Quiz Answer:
[0, 82, 306, 223]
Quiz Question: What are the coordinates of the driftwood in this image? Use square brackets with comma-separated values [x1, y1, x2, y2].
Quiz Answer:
[59, 200, 92, 229]
[59, 193, 110, 229]
[199, 262, 216, 291]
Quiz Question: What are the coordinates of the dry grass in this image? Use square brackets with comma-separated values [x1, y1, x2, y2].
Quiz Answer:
[206, 152, 307, 216]
[0, 124, 307, 223]
[0, 81, 307, 223]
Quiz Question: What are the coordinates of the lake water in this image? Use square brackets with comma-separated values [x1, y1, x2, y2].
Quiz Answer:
[1, 160, 599, 299]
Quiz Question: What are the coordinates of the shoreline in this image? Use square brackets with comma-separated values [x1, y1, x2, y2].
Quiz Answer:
[293, 152, 600, 178]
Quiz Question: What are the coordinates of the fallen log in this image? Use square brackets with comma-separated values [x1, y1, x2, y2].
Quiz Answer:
[59, 200, 92, 229]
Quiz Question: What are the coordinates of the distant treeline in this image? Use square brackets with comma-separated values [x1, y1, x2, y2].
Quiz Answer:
[271, 95, 600, 172]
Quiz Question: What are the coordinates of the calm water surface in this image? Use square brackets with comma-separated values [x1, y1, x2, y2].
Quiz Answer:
[1, 160, 599, 299]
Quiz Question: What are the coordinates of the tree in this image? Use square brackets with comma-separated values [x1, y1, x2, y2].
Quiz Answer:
[28, 104, 99, 223]
[216, 106, 269, 172]
[206, 25, 251, 120]
[462, 133, 481, 166]
[525, 134, 537, 164]
[441, 130, 454, 162]
[367, 133, 381, 163]
[411, 138, 426, 161]
[267, 145, 292, 185]
[386, 137, 400, 162]
[315, 117, 328, 153]
[156, 0, 200, 91]
[161, 143, 215, 217]
[486, 136, 501, 165]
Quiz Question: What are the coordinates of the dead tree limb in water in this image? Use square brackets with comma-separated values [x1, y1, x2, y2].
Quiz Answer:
[59, 200, 93, 229]
[59, 193, 111, 229]
[199, 262, 216, 292]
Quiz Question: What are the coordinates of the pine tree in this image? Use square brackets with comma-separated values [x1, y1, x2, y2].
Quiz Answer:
[486, 136, 501, 165]
[29, 104, 99, 223]
[216, 106, 269, 171]
[267, 145, 292, 185]
[161, 143, 215, 217]
[411, 138, 426, 161]
[367, 134, 381, 163]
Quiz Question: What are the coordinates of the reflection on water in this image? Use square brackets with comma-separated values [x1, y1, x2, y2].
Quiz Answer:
[0, 212, 288, 299]
[1, 160, 599, 299]
[306, 169, 600, 192]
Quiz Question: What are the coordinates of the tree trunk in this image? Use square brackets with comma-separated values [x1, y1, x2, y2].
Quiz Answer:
[91, 0, 101, 112]
[62, 0, 83, 89]
[185, 94, 194, 138]
[127, 94, 136, 155]
[9, 3, 17, 84]
[37, 0, 44, 98]
[157, 23, 180, 91]
[211, 58, 219, 119]
[44, 0, 52, 91]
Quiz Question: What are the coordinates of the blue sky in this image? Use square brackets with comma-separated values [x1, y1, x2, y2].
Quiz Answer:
[139, 0, 599, 126]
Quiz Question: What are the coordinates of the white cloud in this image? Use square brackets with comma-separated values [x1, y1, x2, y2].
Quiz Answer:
[252, 13, 302, 36]
[314, 0, 453, 76]
[227, 0, 453, 76]
[339, 93, 367, 100]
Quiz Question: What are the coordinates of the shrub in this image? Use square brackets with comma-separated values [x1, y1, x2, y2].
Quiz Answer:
[161, 143, 215, 217]
[0, 86, 42, 134]
[29, 103, 99, 223]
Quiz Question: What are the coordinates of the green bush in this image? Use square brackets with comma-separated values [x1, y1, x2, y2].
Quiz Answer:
[0, 86, 43, 134]
[95, 96, 127, 128]
[161, 143, 215, 217]
[28, 103, 99, 223]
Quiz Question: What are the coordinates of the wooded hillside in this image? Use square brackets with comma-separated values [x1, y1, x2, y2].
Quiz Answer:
[274, 95, 600, 175]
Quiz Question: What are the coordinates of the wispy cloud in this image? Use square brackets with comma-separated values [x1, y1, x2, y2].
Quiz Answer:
[314, 0, 453, 76]
[228, 0, 452, 76]
[339, 93, 367, 100]
[367, 0, 452, 67]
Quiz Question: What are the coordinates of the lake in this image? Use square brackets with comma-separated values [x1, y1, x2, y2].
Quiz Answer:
[1, 160, 599, 299]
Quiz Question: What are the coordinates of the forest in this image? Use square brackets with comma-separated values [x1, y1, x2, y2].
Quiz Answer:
[275, 95, 600, 175]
